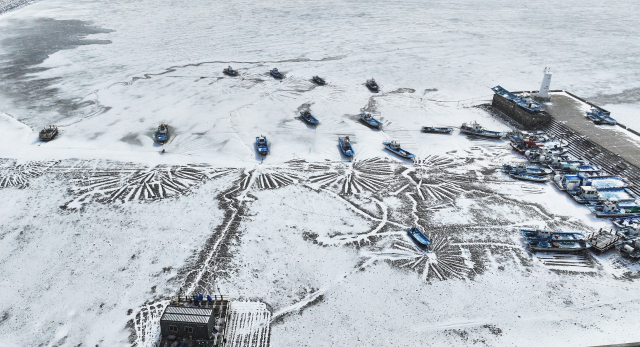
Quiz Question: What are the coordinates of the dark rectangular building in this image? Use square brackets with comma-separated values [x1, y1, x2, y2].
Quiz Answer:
[159, 306, 216, 340]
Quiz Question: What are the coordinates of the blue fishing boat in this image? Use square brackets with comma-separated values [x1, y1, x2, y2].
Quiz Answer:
[586, 108, 617, 125]
[312, 76, 326, 85]
[526, 149, 559, 165]
[359, 113, 382, 129]
[460, 121, 505, 138]
[572, 186, 639, 204]
[509, 130, 550, 144]
[509, 172, 549, 183]
[514, 96, 543, 114]
[407, 227, 431, 249]
[620, 238, 640, 259]
[491, 85, 543, 114]
[582, 175, 631, 189]
[338, 136, 354, 157]
[520, 229, 591, 252]
[543, 146, 567, 156]
[300, 111, 319, 125]
[608, 218, 640, 242]
[573, 165, 601, 173]
[588, 198, 640, 218]
[502, 163, 552, 176]
[383, 141, 415, 159]
[546, 155, 590, 170]
[554, 173, 629, 193]
[270, 68, 284, 79]
[555, 164, 601, 174]
[366, 78, 379, 92]
[223, 66, 239, 76]
[155, 124, 169, 143]
[491, 85, 513, 98]
[255, 135, 269, 155]
[611, 216, 640, 230]
[422, 126, 453, 134]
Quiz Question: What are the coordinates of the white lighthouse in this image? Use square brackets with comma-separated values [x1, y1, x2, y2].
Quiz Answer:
[536, 67, 552, 102]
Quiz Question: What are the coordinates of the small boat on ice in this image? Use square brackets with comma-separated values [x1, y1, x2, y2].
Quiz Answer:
[300, 110, 319, 125]
[520, 229, 591, 252]
[491, 86, 543, 114]
[366, 78, 379, 92]
[509, 130, 551, 144]
[359, 113, 382, 129]
[509, 172, 549, 183]
[611, 222, 640, 240]
[270, 68, 284, 79]
[383, 140, 415, 159]
[255, 135, 269, 155]
[223, 66, 239, 76]
[502, 163, 552, 176]
[312, 76, 326, 85]
[39, 125, 58, 141]
[155, 124, 169, 143]
[460, 121, 505, 138]
[510, 138, 543, 154]
[339, 136, 354, 157]
[586, 108, 617, 125]
[587, 198, 640, 218]
[572, 186, 639, 204]
[555, 164, 601, 174]
[407, 227, 431, 249]
[611, 216, 640, 230]
[422, 126, 453, 134]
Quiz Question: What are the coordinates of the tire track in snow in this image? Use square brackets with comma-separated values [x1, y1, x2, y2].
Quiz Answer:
[270, 257, 378, 322]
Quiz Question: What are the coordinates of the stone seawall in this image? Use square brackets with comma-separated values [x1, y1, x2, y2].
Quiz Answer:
[491, 94, 551, 129]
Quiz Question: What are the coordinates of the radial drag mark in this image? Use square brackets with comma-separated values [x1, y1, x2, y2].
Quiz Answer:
[285, 158, 308, 170]
[414, 155, 458, 170]
[65, 165, 235, 209]
[411, 155, 468, 202]
[254, 168, 299, 190]
[390, 233, 472, 281]
[0, 159, 59, 188]
[307, 157, 393, 195]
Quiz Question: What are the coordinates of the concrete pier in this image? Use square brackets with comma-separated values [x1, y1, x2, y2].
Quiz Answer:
[541, 92, 640, 169]
[487, 90, 640, 196]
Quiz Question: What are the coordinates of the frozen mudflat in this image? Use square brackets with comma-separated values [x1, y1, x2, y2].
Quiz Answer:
[1, 0, 640, 346]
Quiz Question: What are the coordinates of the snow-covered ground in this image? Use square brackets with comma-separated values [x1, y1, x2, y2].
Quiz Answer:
[1, 0, 640, 346]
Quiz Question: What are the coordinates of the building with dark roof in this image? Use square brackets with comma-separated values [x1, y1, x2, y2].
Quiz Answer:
[159, 295, 229, 342]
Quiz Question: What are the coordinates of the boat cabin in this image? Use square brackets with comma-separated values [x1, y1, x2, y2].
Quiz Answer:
[577, 186, 598, 199]
[532, 229, 553, 239]
[560, 174, 581, 191]
[462, 121, 483, 131]
[257, 136, 266, 145]
[601, 198, 620, 213]
[388, 141, 401, 150]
